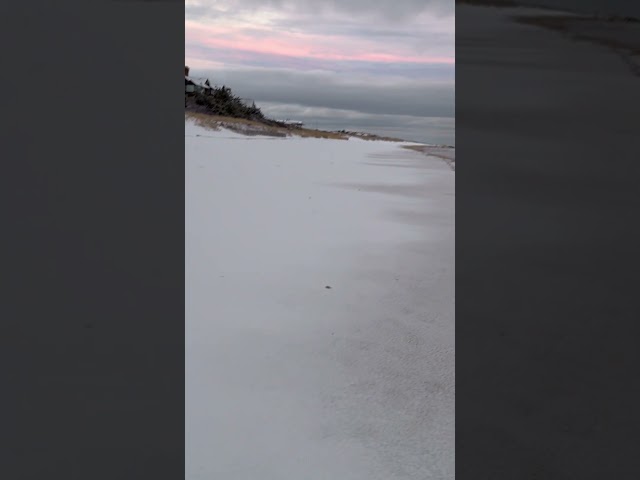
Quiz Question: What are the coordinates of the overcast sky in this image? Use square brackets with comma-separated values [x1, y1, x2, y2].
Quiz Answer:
[185, 0, 455, 143]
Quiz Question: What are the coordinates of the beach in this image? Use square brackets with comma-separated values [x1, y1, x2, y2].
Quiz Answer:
[185, 118, 455, 479]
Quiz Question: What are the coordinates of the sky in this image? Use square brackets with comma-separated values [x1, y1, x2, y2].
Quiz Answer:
[185, 0, 455, 145]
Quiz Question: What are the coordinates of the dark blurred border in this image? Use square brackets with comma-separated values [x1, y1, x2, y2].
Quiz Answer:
[0, 2, 184, 478]
[456, 0, 640, 478]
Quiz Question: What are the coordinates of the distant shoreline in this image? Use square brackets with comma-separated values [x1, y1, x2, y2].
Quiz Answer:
[185, 110, 435, 145]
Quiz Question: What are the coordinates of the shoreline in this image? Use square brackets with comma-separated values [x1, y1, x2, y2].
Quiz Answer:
[185, 110, 454, 147]
[402, 145, 456, 171]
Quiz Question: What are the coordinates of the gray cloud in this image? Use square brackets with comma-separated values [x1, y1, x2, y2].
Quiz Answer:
[185, 4, 227, 21]
[188, 0, 454, 23]
[194, 66, 454, 118]
[266, 16, 453, 54]
[273, 0, 451, 18]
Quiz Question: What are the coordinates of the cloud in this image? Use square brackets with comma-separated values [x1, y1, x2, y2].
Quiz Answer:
[185, 0, 455, 139]
[189, 65, 454, 118]
[185, 0, 454, 65]
[186, 27, 453, 66]
[187, 0, 454, 22]
[186, 40, 454, 78]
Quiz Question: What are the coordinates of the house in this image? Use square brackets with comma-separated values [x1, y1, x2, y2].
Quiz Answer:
[185, 65, 213, 96]
[282, 119, 304, 128]
[192, 77, 213, 95]
[185, 78, 196, 95]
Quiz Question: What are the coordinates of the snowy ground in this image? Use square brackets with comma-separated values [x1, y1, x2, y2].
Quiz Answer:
[185, 120, 455, 479]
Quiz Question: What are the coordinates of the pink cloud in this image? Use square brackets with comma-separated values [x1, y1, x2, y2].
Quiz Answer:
[185, 20, 454, 66]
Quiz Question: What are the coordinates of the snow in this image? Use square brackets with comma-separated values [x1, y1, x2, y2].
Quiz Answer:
[185, 120, 455, 479]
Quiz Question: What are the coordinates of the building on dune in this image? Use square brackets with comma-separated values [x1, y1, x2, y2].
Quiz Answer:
[185, 66, 213, 96]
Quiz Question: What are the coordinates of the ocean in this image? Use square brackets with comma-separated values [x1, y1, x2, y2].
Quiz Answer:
[306, 118, 455, 147]
[259, 102, 455, 146]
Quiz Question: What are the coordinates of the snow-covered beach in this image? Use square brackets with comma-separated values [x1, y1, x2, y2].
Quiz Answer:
[185, 118, 455, 479]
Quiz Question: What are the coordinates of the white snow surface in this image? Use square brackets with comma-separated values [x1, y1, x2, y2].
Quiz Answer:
[186, 120, 455, 479]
